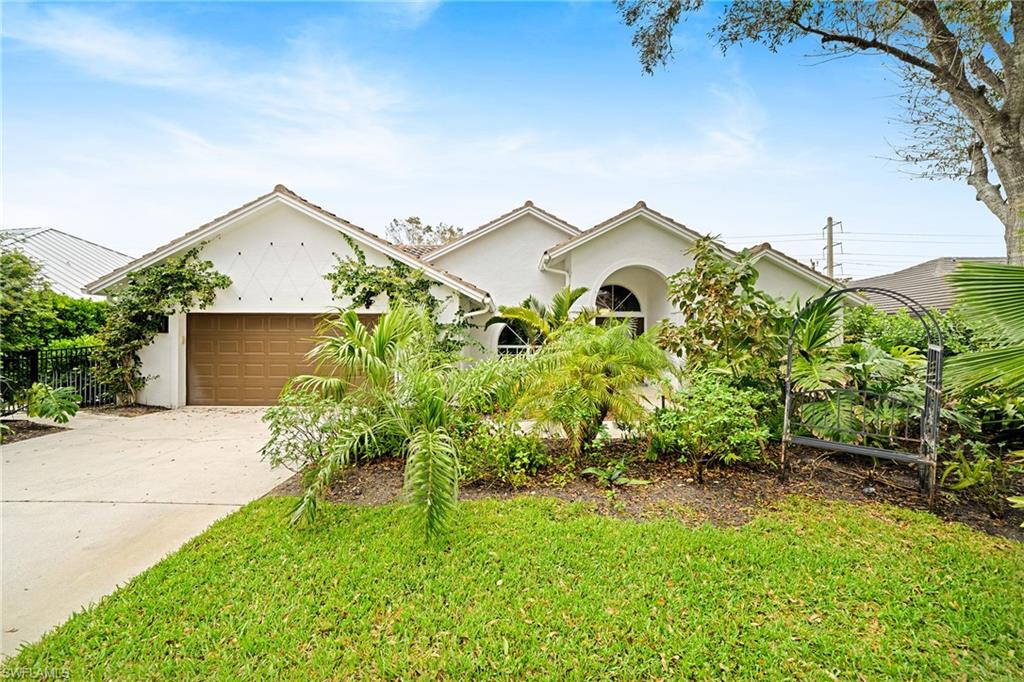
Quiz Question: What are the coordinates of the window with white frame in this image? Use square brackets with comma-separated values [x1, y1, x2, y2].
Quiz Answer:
[496, 323, 532, 355]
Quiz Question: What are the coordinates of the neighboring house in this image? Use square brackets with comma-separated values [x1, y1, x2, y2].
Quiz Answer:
[85, 185, 845, 407]
[1, 227, 133, 300]
[850, 256, 1005, 313]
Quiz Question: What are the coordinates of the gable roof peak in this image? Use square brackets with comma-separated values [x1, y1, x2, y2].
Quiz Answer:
[634, 200, 647, 209]
[523, 200, 534, 208]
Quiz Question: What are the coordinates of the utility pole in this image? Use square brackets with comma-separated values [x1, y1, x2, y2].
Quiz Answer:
[825, 216, 834, 279]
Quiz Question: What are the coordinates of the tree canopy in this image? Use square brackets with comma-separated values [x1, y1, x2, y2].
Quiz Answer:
[617, 0, 1023, 264]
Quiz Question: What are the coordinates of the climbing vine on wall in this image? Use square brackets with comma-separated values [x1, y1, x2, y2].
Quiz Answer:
[96, 248, 231, 404]
[324, 236, 477, 353]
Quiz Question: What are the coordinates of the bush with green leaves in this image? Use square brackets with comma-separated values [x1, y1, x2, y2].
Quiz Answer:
[25, 382, 81, 424]
[648, 372, 769, 479]
[658, 236, 788, 384]
[95, 248, 231, 404]
[460, 420, 549, 487]
[515, 320, 669, 458]
[0, 244, 108, 350]
[46, 334, 103, 350]
[276, 306, 520, 539]
[941, 437, 1022, 517]
[844, 304, 980, 356]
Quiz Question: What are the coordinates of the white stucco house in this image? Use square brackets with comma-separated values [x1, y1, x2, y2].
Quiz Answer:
[86, 185, 842, 407]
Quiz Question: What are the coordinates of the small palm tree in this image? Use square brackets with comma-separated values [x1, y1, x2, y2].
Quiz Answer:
[485, 285, 594, 348]
[289, 306, 512, 538]
[516, 320, 669, 456]
[947, 262, 1024, 393]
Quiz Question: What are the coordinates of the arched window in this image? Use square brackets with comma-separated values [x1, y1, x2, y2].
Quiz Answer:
[497, 323, 531, 355]
[595, 284, 644, 334]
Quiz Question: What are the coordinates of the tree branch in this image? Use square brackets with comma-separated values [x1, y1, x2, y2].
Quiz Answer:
[966, 141, 1010, 222]
[969, 53, 1005, 97]
[790, 18, 941, 76]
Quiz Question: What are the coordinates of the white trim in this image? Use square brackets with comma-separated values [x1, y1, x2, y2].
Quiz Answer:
[428, 206, 578, 260]
[87, 192, 493, 305]
[544, 207, 702, 261]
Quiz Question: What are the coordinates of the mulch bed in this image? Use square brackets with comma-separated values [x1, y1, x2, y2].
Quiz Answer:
[1, 419, 66, 444]
[82, 404, 168, 418]
[270, 441, 1024, 542]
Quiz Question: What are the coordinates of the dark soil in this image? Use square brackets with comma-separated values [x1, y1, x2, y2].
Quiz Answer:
[1, 419, 66, 444]
[83, 404, 168, 418]
[270, 442, 1024, 542]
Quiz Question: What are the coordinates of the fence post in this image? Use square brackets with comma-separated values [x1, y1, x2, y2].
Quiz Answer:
[27, 348, 39, 386]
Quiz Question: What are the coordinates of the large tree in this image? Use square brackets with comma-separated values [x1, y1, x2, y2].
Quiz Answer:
[617, 1, 1024, 264]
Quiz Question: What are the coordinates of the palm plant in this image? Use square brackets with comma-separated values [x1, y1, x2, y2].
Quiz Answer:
[947, 262, 1024, 393]
[287, 306, 513, 538]
[515, 320, 669, 456]
[485, 285, 594, 348]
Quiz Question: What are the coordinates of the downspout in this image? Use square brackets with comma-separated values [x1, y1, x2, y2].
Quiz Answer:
[463, 294, 494, 319]
[539, 252, 570, 287]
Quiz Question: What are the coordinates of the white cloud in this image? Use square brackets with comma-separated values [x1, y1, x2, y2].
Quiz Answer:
[3, 3, 848, 262]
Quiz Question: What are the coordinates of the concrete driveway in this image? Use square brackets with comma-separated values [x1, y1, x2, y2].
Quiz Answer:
[1, 407, 291, 656]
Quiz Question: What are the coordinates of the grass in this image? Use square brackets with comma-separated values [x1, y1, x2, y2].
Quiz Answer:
[6, 496, 1024, 680]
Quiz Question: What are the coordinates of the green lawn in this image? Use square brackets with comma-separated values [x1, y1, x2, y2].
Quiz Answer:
[7, 497, 1024, 680]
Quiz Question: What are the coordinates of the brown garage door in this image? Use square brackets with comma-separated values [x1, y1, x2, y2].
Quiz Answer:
[186, 313, 322, 406]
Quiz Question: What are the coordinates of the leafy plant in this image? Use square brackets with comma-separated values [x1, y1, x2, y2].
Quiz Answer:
[515, 320, 668, 457]
[323, 236, 473, 353]
[0, 421, 12, 443]
[649, 372, 768, 481]
[1009, 496, 1024, 527]
[844, 304, 980, 355]
[460, 420, 549, 487]
[96, 247, 230, 404]
[485, 285, 594, 349]
[25, 382, 81, 424]
[941, 438, 1022, 517]
[260, 389, 357, 475]
[658, 236, 787, 384]
[279, 306, 518, 539]
[581, 458, 648, 488]
[946, 262, 1024, 393]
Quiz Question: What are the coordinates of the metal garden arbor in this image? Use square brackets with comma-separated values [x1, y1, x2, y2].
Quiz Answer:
[781, 288, 944, 496]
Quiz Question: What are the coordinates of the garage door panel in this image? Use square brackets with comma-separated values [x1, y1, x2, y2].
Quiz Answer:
[187, 313, 363, 406]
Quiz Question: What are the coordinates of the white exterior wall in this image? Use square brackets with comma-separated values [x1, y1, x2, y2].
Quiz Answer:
[135, 202, 467, 407]
[753, 256, 831, 305]
[430, 213, 568, 353]
[563, 215, 695, 307]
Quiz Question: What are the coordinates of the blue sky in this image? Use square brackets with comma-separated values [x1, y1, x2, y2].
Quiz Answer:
[2, 1, 1004, 278]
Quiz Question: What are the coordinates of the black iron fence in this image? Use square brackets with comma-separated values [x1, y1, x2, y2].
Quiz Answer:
[1, 346, 112, 415]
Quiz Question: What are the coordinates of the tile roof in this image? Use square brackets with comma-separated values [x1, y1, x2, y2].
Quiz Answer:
[849, 256, 1006, 312]
[1, 227, 133, 298]
[397, 244, 440, 258]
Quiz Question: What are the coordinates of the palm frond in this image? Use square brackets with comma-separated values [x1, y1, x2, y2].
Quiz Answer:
[948, 262, 1024, 343]
[404, 426, 459, 539]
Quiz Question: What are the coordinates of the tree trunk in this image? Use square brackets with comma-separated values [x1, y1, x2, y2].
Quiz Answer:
[1006, 192, 1024, 265]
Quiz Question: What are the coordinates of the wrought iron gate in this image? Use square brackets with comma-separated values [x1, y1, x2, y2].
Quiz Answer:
[781, 288, 944, 496]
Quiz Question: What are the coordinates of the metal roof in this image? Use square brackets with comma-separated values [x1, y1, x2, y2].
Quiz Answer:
[1, 227, 133, 299]
[849, 256, 1005, 313]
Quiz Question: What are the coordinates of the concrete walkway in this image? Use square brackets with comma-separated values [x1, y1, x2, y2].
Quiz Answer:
[1, 407, 291, 657]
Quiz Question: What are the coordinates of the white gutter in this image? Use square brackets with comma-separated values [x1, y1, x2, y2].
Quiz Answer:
[539, 252, 570, 287]
[463, 295, 495, 319]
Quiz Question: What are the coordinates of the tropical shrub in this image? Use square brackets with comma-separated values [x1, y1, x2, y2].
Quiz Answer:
[843, 304, 980, 355]
[46, 334, 103, 350]
[260, 389, 353, 475]
[460, 420, 549, 487]
[941, 437, 1022, 517]
[324, 237, 474, 353]
[946, 262, 1024, 394]
[279, 306, 518, 538]
[0, 245, 108, 350]
[95, 248, 231, 404]
[658, 236, 788, 384]
[648, 372, 768, 479]
[485, 285, 594, 349]
[515, 320, 669, 457]
[24, 382, 81, 424]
